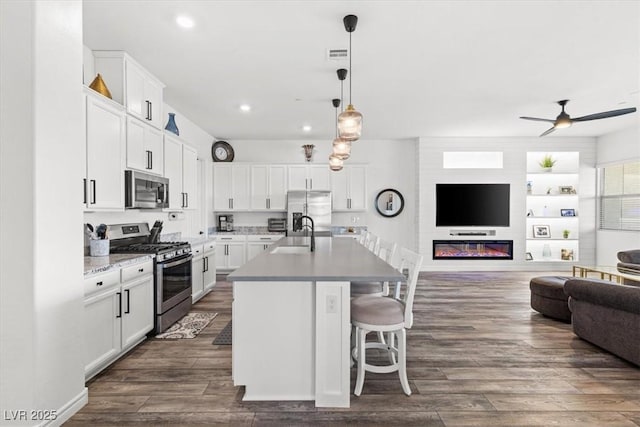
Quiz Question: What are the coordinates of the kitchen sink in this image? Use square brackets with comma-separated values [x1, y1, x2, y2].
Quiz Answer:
[270, 245, 311, 255]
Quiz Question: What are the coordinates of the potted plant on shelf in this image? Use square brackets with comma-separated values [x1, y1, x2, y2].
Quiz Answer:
[539, 154, 557, 172]
[563, 229, 570, 239]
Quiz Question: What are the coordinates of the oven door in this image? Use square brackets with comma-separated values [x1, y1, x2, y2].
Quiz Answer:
[156, 254, 192, 314]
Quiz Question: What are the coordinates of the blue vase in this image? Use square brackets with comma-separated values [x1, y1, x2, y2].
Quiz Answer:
[165, 113, 179, 135]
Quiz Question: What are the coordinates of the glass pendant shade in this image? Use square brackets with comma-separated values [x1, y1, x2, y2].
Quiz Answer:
[338, 104, 362, 141]
[328, 153, 344, 171]
[332, 137, 351, 160]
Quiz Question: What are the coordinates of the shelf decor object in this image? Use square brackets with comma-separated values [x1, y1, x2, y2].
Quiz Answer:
[88, 73, 112, 99]
[560, 208, 576, 217]
[563, 229, 570, 239]
[165, 112, 179, 135]
[542, 244, 552, 260]
[337, 15, 363, 142]
[561, 249, 574, 261]
[533, 225, 551, 238]
[538, 154, 556, 172]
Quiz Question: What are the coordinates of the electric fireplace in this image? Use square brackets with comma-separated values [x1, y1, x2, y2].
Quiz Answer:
[433, 240, 513, 260]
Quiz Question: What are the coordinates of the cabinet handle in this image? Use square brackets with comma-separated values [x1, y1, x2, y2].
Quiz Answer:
[204, 256, 208, 272]
[83, 178, 87, 204]
[116, 292, 122, 318]
[124, 289, 130, 314]
[260, 237, 271, 240]
[138, 268, 144, 272]
[226, 245, 229, 256]
[310, 178, 313, 190]
[96, 281, 103, 287]
[181, 192, 186, 208]
[146, 150, 152, 169]
[185, 193, 189, 208]
[90, 180, 96, 204]
[145, 100, 150, 120]
[149, 101, 152, 121]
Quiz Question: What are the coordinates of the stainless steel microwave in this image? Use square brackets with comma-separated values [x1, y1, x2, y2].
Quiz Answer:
[125, 170, 169, 209]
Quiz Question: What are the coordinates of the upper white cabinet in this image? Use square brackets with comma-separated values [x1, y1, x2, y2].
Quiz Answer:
[164, 134, 198, 210]
[331, 165, 367, 211]
[214, 164, 251, 211]
[84, 88, 125, 211]
[288, 165, 331, 191]
[250, 165, 287, 210]
[126, 116, 164, 175]
[93, 51, 165, 130]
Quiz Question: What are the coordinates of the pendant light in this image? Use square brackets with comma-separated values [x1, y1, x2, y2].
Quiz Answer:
[338, 15, 363, 141]
[332, 72, 351, 160]
[329, 152, 343, 171]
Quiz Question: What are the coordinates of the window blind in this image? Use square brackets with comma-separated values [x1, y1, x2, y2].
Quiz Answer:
[599, 161, 640, 231]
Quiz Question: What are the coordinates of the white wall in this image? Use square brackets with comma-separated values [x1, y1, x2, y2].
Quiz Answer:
[1, 1, 87, 425]
[595, 126, 640, 265]
[417, 137, 597, 271]
[216, 139, 418, 251]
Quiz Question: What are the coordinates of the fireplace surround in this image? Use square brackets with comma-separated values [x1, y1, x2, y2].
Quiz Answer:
[433, 240, 514, 260]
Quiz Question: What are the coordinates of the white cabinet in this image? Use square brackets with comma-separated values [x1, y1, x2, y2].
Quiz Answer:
[84, 88, 125, 210]
[83, 259, 154, 380]
[164, 134, 198, 210]
[246, 235, 283, 261]
[214, 164, 250, 211]
[215, 235, 246, 270]
[250, 165, 287, 210]
[288, 165, 331, 191]
[526, 152, 580, 263]
[191, 241, 217, 302]
[93, 51, 165, 130]
[331, 165, 367, 211]
[126, 116, 164, 175]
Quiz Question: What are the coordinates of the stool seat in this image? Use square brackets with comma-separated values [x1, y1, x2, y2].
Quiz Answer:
[530, 276, 571, 322]
[352, 295, 404, 326]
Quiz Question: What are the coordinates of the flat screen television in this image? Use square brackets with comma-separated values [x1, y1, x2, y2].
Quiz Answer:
[436, 183, 510, 227]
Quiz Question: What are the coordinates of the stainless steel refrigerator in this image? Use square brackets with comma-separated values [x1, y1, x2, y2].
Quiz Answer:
[287, 190, 332, 236]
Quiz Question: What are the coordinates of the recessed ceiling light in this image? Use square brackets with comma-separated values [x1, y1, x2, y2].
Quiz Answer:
[176, 15, 194, 29]
[239, 104, 251, 112]
[302, 125, 312, 132]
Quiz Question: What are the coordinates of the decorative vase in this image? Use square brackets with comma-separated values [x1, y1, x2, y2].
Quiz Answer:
[542, 167, 552, 173]
[88, 73, 112, 99]
[165, 113, 179, 135]
[542, 244, 552, 260]
[302, 144, 315, 162]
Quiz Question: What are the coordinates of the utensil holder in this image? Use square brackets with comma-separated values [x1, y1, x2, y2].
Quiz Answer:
[90, 239, 110, 257]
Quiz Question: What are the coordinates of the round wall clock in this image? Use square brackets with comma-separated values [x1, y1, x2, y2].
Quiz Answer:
[211, 141, 234, 162]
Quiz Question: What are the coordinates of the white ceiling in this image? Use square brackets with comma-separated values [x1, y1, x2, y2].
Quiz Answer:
[83, 0, 639, 141]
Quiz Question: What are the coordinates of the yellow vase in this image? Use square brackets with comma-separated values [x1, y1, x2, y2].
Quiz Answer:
[88, 73, 112, 99]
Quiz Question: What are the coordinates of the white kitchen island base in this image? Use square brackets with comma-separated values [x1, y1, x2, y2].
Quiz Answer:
[232, 280, 351, 407]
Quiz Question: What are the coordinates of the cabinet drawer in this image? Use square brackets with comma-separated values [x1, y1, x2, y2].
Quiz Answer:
[84, 270, 120, 295]
[191, 244, 205, 257]
[247, 235, 283, 243]
[121, 260, 153, 283]
[216, 235, 246, 242]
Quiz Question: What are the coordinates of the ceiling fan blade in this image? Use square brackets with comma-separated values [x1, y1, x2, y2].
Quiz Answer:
[520, 116, 555, 123]
[539, 126, 556, 137]
[572, 107, 637, 122]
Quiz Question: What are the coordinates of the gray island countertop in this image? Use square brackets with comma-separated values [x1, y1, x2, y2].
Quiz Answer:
[227, 236, 403, 282]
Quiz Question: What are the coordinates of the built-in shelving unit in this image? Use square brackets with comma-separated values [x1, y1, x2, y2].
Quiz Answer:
[526, 152, 579, 262]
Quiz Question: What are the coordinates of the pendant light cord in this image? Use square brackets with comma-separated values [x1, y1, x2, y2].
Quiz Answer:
[335, 107, 338, 138]
[349, 31, 352, 104]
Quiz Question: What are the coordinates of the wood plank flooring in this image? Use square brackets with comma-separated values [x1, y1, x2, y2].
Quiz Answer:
[66, 271, 640, 426]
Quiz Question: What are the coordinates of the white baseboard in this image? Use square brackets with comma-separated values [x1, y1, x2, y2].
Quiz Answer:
[40, 387, 88, 427]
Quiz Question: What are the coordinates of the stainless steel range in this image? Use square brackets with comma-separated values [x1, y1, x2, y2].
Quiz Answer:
[109, 222, 192, 334]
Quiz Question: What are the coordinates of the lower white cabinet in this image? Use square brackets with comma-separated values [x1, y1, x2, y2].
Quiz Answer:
[83, 259, 154, 380]
[246, 235, 283, 261]
[192, 241, 217, 302]
[215, 235, 246, 270]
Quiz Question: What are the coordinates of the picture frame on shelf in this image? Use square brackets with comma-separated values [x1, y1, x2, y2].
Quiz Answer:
[527, 209, 534, 217]
[525, 252, 533, 261]
[560, 208, 576, 217]
[561, 249, 574, 261]
[533, 225, 551, 238]
[559, 185, 576, 194]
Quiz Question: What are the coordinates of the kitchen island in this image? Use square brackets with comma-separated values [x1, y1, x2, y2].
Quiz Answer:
[227, 236, 404, 408]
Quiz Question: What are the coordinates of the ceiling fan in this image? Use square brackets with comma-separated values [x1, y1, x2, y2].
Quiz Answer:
[520, 100, 637, 137]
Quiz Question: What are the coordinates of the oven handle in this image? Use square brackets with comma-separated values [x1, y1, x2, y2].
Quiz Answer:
[160, 254, 193, 269]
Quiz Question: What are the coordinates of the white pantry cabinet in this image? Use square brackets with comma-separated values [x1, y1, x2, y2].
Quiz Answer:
[215, 235, 246, 270]
[93, 51, 165, 130]
[214, 164, 251, 211]
[331, 165, 367, 211]
[250, 165, 287, 210]
[83, 259, 154, 380]
[191, 241, 217, 302]
[288, 164, 331, 191]
[164, 134, 198, 210]
[84, 88, 125, 211]
[126, 116, 164, 175]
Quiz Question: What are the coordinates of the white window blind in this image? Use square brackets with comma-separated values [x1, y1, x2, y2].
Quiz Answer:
[599, 161, 640, 231]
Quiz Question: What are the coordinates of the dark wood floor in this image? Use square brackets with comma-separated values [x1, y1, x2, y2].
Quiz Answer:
[66, 271, 640, 426]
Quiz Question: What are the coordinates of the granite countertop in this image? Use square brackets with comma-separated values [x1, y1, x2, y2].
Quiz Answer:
[84, 254, 154, 276]
[182, 236, 217, 245]
[227, 237, 403, 282]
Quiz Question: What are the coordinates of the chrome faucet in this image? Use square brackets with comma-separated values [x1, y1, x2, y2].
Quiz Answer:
[293, 215, 315, 252]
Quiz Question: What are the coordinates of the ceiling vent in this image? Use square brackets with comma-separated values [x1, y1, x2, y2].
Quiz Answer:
[327, 48, 348, 61]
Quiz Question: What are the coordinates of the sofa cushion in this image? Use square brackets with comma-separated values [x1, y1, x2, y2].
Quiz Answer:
[617, 249, 640, 264]
[529, 276, 570, 300]
[564, 278, 640, 315]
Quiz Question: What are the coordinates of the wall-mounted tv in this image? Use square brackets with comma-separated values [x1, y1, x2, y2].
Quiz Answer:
[436, 183, 510, 227]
